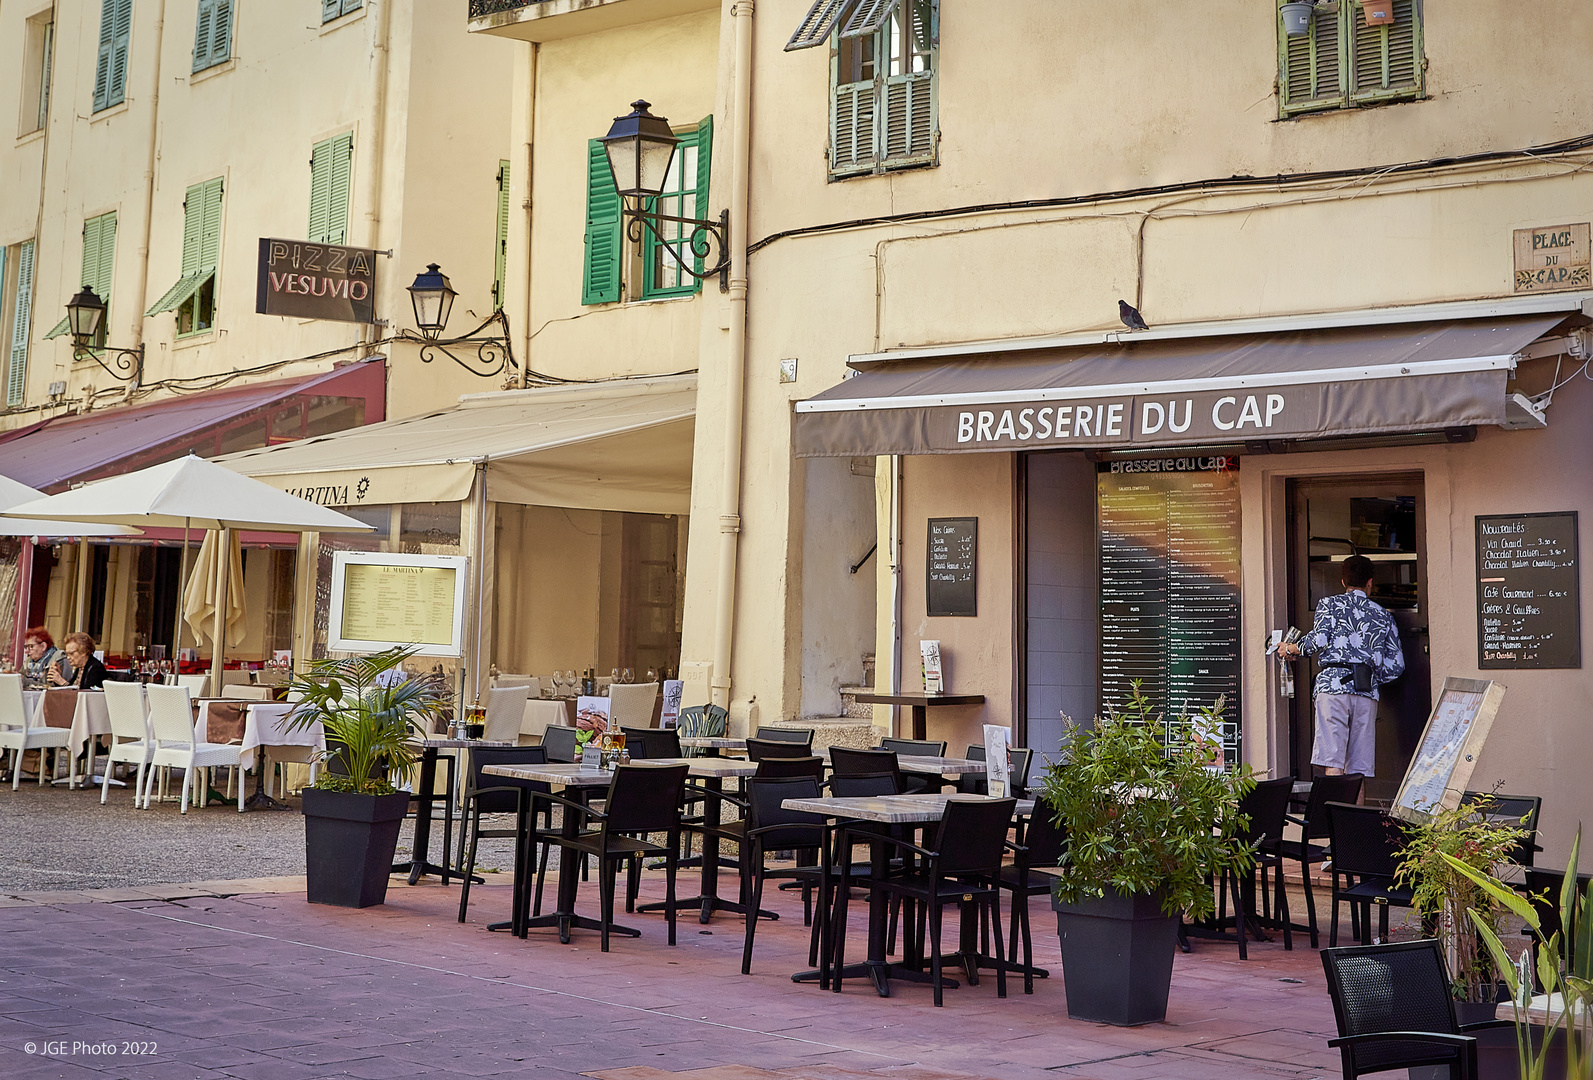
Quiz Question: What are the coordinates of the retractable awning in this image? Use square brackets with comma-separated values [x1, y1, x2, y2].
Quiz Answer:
[215, 375, 696, 515]
[795, 313, 1578, 457]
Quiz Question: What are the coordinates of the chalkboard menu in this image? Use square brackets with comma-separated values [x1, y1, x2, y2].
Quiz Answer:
[1476, 511, 1580, 669]
[1098, 457, 1242, 765]
[927, 517, 977, 617]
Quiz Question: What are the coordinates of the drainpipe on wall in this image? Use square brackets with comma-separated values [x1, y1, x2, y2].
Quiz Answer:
[356, 0, 395, 359]
[518, 43, 537, 389]
[122, 0, 167, 402]
[710, 0, 755, 710]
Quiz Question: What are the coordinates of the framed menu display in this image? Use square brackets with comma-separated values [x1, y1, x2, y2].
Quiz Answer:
[1391, 677, 1506, 822]
[329, 551, 469, 656]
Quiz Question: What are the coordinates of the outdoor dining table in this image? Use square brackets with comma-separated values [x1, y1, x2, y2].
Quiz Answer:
[779, 792, 1019, 998]
[205, 700, 323, 810]
[481, 761, 636, 942]
[400, 737, 515, 885]
[636, 756, 768, 924]
[847, 692, 986, 741]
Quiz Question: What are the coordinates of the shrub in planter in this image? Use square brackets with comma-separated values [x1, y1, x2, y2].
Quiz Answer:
[1038, 685, 1254, 1025]
[287, 645, 448, 908]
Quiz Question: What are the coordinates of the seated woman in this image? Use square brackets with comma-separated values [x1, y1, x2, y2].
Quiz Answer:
[49, 632, 107, 689]
[22, 627, 62, 686]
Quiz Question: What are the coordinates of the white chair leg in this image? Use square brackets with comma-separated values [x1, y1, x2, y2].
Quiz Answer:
[9, 749, 19, 791]
[238, 766, 246, 812]
[101, 762, 113, 804]
[179, 765, 192, 814]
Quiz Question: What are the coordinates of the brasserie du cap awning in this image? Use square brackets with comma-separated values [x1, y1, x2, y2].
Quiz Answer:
[794, 300, 1590, 458]
[215, 374, 696, 514]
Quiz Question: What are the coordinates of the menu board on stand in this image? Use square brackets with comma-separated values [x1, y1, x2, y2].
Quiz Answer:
[1097, 457, 1242, 766]
[1476, 511, 1580, 669]
[328, 551, 469, 656]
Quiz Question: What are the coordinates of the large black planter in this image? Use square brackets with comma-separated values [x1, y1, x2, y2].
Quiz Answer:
[302, 788, 410, 908]
[1053, 888, 1181, 1026]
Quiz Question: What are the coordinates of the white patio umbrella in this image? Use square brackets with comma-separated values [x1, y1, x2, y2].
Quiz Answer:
[0, 473, 142, 538]
[1, 455, 373, 688]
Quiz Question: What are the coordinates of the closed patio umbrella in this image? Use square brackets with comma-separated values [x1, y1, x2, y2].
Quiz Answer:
[183, 530, 246, 681]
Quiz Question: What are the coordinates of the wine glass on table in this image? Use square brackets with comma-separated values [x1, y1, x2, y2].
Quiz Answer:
[621, 668, 633, 685]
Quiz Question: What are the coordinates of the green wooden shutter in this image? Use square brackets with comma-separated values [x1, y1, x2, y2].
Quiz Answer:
[93, 0, 115, 111]
[342, 0, 362, 16]
[322, 0, 343, 23]
[493, 160, 511, 310]
[106, 0, 132, 109]
[8, 241, 35, 406]
[149, 179, 221, 314]
[1278, 0, 1345, 115]
[210, 0, 232, 65]
[787, 0, 855, 50]
[198, 177, 223, 271]
[581, 140, 622, 305]
[194, 0, 215, 72]
[841, 0, 897, 39]
[880, 71, 934, 163]
[693, 117, 713, 224]
[93, 212, 118, 300]
[1349, 0, 1422, 103]
[830, 78, 877, 176]
[308, 133, 352, 244]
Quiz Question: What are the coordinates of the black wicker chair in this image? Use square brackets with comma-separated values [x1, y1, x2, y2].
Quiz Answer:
[1263, 772, 1363, 946]
[754, 726, 813, 747]
[1321, 939, 1512, 1079]
[1326, 803, 1414, 947]
[456, 745, 550, 923]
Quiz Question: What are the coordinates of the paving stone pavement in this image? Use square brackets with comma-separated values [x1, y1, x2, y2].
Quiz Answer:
[0, 860, 1348, 1080]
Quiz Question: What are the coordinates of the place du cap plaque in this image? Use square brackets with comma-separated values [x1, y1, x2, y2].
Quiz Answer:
[1513, 223, 1591, 293]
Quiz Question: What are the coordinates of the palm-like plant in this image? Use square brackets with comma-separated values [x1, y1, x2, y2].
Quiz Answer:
[286, 645, 449, 796]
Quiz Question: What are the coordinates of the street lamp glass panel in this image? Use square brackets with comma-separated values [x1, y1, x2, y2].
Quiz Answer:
[600, 100, 679, 198]
[407, 263, 456, 338]
[66, 285, 106, 343]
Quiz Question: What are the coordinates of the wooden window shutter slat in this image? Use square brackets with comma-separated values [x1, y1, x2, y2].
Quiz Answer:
[829, 80, 877, 175]
[181, 183, 205, 276]
[787, 0, 855, 51]
[96, 212, 117, 300]
[199, 178, 223, 271]
[194, 0, 215, 73]
[211, 0, 232, 64]
[581, 140, 622, 305]
[493, 160, 511, 309]
[308, 140, 333, 243]
[9, 240, 36, 406]
[1279, 1, 1344, 115]
[107, 0, 132, 109]
[1350, 0, 1421, 102]
[880, 72, 934, 162]
[328, 133, 352, 245]
[93, 0, 115, 111]
[841, 0, 897, 39]
[693, 116, 713, 223]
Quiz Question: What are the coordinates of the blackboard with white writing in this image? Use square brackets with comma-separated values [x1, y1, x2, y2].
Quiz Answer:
[927, 518, 978, 617]
[1476, 512, 1580, 669]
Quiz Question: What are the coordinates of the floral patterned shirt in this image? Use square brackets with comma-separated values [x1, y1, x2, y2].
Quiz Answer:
[1300, 589, 1405, 700]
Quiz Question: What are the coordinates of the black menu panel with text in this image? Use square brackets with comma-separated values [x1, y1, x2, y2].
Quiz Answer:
[1476, 511, 1580, 669]
[1098, 457, 1242, 764]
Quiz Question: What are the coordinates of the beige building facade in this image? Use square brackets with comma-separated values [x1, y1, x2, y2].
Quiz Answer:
[483, 1, 1592, 860]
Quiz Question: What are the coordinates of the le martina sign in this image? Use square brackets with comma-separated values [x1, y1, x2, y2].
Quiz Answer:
[256, 238, 378, 323]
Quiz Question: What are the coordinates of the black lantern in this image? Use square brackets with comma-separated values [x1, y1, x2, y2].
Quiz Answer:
[407, 263, 457, 341]
[600, 100, 680, 199]
[66, 285, 107, 347]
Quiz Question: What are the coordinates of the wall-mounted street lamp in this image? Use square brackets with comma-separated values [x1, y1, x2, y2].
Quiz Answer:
[600, 100, 731, 290]
[65, 286, 143, 383]
[401, 263, 516, 379]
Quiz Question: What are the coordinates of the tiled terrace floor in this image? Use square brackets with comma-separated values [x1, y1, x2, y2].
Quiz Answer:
[0, 864, 1354, 1080]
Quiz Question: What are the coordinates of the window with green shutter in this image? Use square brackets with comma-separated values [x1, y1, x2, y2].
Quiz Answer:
[7, 240, 36, 407]
[93, 0, 133, 113]
[493, 160, 511, 310]
[148, 178, 223, 336]
[641, 119, 712, 299]
[791, 0, 936, 179]
[1278, 0, 1423, 117]
[193, 0, 233, 74]
[45, 212, 118, 343]
[308, 133, 353, 245]
[322, 0, 362, 25]
[581, 140, 622, 306]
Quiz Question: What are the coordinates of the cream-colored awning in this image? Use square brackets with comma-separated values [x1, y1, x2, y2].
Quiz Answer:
[215, 375, 696, 515]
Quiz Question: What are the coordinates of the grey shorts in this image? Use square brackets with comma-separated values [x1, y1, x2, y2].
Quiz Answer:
[1311, 693, 1378, 776]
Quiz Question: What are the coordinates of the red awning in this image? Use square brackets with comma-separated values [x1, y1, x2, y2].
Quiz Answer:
[0, 360, 385, 491]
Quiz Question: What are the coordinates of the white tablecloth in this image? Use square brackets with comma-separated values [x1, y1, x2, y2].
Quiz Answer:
[242, 702, 321, 758]
[64, 691, 113, 759]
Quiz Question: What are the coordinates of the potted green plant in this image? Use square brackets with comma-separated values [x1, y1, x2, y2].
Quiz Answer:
[1038, 687, 1254, 1026]
[287, 645, 448, 908]
[1395, 795, 1532, 1011]
[1446, 828, 1591, 1080]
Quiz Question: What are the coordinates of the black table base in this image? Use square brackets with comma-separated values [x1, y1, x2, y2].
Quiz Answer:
[243, 746, 290, 811]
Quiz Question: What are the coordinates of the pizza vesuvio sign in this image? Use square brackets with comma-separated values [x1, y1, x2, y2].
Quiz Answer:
[255, 238, 377, 324]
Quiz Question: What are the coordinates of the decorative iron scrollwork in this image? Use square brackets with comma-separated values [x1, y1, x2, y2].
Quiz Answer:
[401, 309, 518, 380]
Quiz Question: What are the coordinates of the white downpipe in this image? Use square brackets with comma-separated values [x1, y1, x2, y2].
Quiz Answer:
[710, 1, 755, 709]
[357, 0, 394, 358]
[123, 0, 166, 400]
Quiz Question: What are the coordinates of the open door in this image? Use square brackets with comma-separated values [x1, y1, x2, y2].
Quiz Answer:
[1287, 474, 1431, 805]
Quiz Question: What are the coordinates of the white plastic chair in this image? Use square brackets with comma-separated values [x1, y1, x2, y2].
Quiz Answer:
[142, 684, 244, 813]
[174, 674, 208, 698]
[0, 673, 72, 789]
[100, 681, 154, 806]
[608, 682, 660, 729]
[484, 685, 529, 742]
[492, 673, 534, 690]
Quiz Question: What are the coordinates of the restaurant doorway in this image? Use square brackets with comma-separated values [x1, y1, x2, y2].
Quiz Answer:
[1286, 473, 1431, 805]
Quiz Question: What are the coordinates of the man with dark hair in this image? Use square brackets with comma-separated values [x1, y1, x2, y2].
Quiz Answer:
[1279, 555, 1405, 778]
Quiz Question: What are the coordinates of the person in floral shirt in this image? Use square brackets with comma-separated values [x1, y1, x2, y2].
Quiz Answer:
[1278, 555, 1405, 778]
